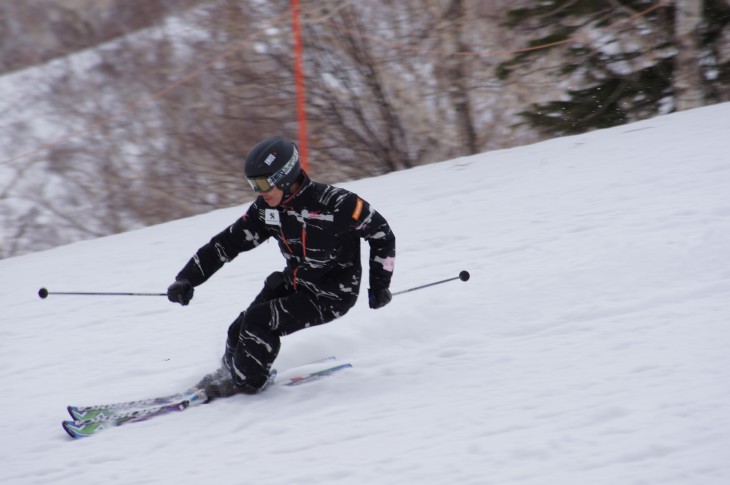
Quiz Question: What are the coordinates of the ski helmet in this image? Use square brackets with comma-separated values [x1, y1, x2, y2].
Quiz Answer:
[244, 136, 301, 193]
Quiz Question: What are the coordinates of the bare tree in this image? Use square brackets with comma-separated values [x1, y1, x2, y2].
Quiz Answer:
[441, 0, 478, 154]
[1, 0, 549, 258]
[0, 0, 205, 75]
[674, 0, 704, 110]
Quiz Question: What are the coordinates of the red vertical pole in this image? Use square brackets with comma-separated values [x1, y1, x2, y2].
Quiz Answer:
[291, 0, 309, 172]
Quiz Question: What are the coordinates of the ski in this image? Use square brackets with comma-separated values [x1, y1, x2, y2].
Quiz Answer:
[284, 363, 352, 386]
[67, 388, 199, 422]
[63, 360, 350, 439]
[63, 389, 207, 439]
[66, 367, 228, 421]
[67, 356, 337, 421]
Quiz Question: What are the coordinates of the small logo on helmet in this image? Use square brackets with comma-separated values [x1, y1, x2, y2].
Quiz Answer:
[264, 153, 276, 166]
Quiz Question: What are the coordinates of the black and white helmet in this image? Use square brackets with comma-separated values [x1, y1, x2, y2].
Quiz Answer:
[244, 136, 301, 193]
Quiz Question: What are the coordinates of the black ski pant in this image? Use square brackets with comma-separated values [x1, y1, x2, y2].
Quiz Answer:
[223, 272, 355, 388]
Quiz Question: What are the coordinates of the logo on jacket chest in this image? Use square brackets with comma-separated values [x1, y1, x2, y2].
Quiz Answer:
[265, 209, 281, 226]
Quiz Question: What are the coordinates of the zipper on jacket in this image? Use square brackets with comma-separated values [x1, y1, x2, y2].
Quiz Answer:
[279, 221, 307, 290]
[301, 224, 307, 259]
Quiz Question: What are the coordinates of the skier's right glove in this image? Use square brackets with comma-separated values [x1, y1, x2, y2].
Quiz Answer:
[368, 287, 392, 309]
[167, 279, 194, 306]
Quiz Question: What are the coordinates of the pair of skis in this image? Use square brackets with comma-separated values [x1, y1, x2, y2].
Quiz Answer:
[63, 358, 351, 439]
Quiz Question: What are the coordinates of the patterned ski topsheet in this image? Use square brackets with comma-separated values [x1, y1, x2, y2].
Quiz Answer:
[62, 359, 351, 439]
[67, 356, 339, 420]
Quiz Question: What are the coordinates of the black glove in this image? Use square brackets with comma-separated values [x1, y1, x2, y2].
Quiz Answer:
[267, 269, 297, 290]
[167, 279, 194, 306]
[265, 271, 286, 291]
[368, 287, 392, 309]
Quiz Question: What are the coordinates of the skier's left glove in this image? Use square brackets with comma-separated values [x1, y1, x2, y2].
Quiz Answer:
[265, 269, 295, 291]
[368, 287, 392, 309]
[265, 271, 286, 290]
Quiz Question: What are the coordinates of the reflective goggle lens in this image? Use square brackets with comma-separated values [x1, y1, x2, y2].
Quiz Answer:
[246, 177, 274, 193]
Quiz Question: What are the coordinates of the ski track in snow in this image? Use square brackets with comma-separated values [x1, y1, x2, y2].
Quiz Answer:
[1, 103, 730, 484]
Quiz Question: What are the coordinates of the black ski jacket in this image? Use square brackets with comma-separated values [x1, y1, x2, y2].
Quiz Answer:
[176, 175, 395, 307]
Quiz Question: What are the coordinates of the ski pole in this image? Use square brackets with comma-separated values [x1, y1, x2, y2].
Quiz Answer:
[38, 288, 166, 299]
[391, 270, 470, 296]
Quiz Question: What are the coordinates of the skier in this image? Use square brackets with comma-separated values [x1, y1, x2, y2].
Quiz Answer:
[166, 135, 396, 398]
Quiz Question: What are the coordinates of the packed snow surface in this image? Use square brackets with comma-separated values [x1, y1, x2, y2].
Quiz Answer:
[1, 103, 729, 484]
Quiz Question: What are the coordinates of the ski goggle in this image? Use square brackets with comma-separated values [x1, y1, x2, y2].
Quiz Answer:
[245, 147, 299, 193]
[246, 176, 275, 193]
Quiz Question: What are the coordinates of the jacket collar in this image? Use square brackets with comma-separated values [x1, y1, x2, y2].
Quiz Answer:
[280, 172, 312, 209]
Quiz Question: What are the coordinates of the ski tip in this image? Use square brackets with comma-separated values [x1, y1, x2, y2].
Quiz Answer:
[67, 406, 79, 420]
[62, 420, 80, 439]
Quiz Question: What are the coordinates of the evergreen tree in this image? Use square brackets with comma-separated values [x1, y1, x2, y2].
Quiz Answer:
[498, 0, 730, 137]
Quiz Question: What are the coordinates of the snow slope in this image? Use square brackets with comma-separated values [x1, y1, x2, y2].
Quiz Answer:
[2, 103, 729, 484]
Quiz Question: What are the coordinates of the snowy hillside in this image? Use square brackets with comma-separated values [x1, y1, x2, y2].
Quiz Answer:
[2, 103, 730, 484]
